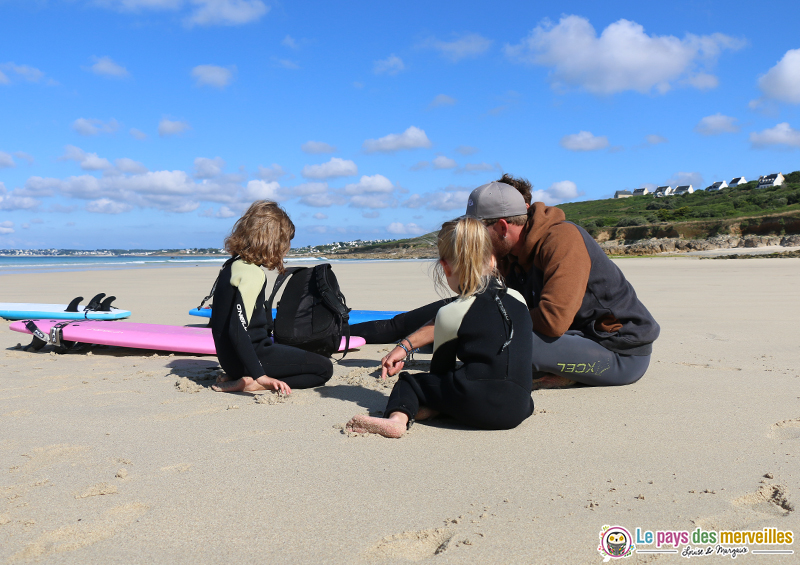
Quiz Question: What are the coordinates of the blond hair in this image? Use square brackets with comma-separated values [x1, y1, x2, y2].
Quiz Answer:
[435, 217, 495, 297]
[224, 201, 295, 272]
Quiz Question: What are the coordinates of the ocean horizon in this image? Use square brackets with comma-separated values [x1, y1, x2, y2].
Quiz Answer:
[0, 255, 428, 275]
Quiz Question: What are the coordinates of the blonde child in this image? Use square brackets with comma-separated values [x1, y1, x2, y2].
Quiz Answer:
[346, 217, 534, 437]
[211, 201, 333, 394]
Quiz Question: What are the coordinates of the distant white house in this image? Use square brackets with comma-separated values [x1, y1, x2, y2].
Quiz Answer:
[729, 176, 746, 187]
[674, 185, 694, 195]
[653, 186, 673, 198]
[632, 187, 650, 196]
[614, 190, 633, 199]
[707, 180, 728, 192]
[757, 173, 784, 188]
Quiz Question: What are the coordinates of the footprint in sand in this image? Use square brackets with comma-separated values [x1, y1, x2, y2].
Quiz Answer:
[771, 418, 800, 440]
[366, 528, 453, 562]
[11, 444, 89, 474]
[75, 482, 118, 499]
[695, 482, 794, 531]
[8, 502, 148, 562]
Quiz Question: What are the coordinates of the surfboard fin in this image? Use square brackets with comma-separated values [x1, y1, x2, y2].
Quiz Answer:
[65, 297, 84, 312]
[85, 293, 106, 311]
[98, 296, 116, 311]
[22, 321, 49, 351]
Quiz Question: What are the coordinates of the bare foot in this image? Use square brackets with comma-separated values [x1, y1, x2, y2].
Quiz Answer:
[416, 406, 439, 421]
[211, 376, 268, 393]
[215, 373, 234, 384]
[531, 374, 577, 390]
[346, 414, 406, 438]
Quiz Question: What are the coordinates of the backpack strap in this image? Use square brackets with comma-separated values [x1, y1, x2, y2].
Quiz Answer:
[265, 267, 306, 333]
[314, 264, 352, 358]
[197, 256, 239, 310]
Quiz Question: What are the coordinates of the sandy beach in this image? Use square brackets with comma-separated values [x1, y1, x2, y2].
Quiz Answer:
[1, 258, 798, 564]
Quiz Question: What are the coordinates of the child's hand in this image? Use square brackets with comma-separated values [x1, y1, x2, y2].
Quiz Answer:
[380, 347, 406, 380]
[256, 375, 292, 395]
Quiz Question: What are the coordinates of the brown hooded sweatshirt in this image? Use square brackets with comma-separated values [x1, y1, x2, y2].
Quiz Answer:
[506, 203, 625, 338]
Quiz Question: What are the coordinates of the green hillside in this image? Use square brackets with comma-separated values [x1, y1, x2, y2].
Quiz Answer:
[557, 171, 800, 239]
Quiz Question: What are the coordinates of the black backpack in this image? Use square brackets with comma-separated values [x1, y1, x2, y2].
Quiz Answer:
[266, 263, 351, 358]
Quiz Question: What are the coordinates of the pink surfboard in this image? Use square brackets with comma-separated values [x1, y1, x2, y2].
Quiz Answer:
[9, 319, 366, 355]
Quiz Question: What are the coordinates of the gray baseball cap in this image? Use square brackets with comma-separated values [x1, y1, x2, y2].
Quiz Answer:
[464, 181, 528, 220]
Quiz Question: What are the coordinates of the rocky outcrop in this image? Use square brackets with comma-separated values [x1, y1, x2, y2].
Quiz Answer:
[600, 234, 795, 256]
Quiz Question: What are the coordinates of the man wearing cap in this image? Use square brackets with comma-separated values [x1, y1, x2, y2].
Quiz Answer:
[368, 178, 659, 388]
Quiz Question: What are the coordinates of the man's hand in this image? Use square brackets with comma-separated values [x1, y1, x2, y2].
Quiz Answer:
[380, 346, 406, 380]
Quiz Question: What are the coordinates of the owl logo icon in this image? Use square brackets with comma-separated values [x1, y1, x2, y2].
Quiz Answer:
[598, 525, 634, 561]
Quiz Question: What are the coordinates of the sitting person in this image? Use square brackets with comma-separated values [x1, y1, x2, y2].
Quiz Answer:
[346, 217, 534, 438]
[210, 201, 333, 394]
[354, 176, 660, 389]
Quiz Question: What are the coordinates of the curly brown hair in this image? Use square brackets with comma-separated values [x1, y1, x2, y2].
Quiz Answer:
[224, 201, 295, 272]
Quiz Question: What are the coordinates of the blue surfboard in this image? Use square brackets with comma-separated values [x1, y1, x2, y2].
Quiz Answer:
[189, 307, 403, 325]
[0, 302, 131, 321]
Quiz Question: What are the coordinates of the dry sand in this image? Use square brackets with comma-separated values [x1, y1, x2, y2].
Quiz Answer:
[0, 258, 798, 564]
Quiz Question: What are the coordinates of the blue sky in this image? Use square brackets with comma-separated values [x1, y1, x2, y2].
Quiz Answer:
[1, 0, 799, 249]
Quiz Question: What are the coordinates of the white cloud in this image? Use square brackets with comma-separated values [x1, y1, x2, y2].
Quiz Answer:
[130, 128, 148, 140]
[256, 164, 288, 182]
[694, 113, 740, 135]
[532, 180, 580, 205]
[420, 33, 492, 62]
[462, 162, 497, 173]
[560, 131, 609, 151]
[299, 193, 343, 207]
[0, 151, 14, 168]
[403, 189, 470, 211]
[349, 194, 395, 209]
[0, 62, 45, 84]
[343, 174, 394, 195]
[646, 134, 668, 145]
[243, 179, 282, 200]
[216, 206, 236, 218]
[88, 56, 129, 78]
[758, 48, 800, 104]
[456, 145, 478, 156]
[0, 220, 13, 234]
[301, 157, 357, 179]
[114, 158, 148, 174]
[60, 145, 113, 170]
[432, 156, 457, 169]
[191, 64, 235, 88]
[0, 182, 39, 210]
[505, 15, 743, 94]
[194, 157, 225, 178]
[185, 0, 269, 27]
[749, 123, 800, 148]
[272, 57, 299, 70]
[429, 94, 456, 108]
[87, 198, 133, 214]
[374, 54, 405, 75]
[13, 151, 34, 164]
[666, 171, 704, 187]
[72, 117, 120, 136]
[301, 141, 337, 154]
[282, 35, 298, 49]
[291, 182, 328, 197]
[362, 211, 380, 219]
[158, 118, 191, 137]
[312, 213, 327, 220]
[387, 222, 425, 235]
[363, 126, 432, 153]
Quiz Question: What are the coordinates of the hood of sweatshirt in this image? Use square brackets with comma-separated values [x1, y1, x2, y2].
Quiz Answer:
[513, 203, 566, 271]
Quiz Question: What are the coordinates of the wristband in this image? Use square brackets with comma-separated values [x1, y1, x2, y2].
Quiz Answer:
[396, 341, 411, 357]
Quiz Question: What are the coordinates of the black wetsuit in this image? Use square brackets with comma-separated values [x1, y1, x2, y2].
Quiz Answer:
[384, 282, 534, 430]
[210, 258, 333, 388]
